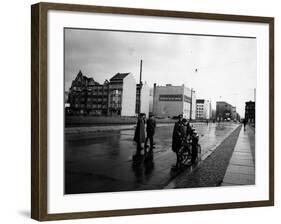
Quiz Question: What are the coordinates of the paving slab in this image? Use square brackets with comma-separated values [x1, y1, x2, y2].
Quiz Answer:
[223, 172, 255, 185]
[229, 158, 254, 167]
[225, 164, 255, 175]
[221, 128, 255, 186]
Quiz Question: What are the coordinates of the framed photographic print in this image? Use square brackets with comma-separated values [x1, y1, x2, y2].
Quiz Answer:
[31, 2, 274, 221]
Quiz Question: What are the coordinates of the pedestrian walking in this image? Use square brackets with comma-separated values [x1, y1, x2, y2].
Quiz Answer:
[145, 113, 156, 153]
[134, 113, 146, 155]
[243, 118, 247, 131]
[172, 114, 184, 168]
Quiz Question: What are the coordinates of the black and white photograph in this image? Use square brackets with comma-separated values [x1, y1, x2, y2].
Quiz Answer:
[64, 28, 256, 194]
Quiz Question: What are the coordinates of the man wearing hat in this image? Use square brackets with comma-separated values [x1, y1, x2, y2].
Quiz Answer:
[134, 113, 146, 155]
[145, 112, 156, 153]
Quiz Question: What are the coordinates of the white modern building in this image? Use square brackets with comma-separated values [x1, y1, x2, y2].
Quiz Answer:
[109, 72, 137, 116]
[196, 99, 212, 120]
[149, 88, 154, 113]
[152, 84, 196, 119]
[191, 89, 196, 120]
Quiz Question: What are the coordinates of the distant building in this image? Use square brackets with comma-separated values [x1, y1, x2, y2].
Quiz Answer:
[236, 113, 241, 122]
[152, 84, 196, 119]
[211, 109, 216, 120]
[109, 72, 136, 116]
[232, 106, 237, 121]
[149, 88, 154, 113]
[245, 101, 255, 123]
[191, 89, 196, 120]
[216, 101, 234, 121]
[196, 99, 211, 120]
[67, 70, 106, 116]
[67, 71, 139, 116]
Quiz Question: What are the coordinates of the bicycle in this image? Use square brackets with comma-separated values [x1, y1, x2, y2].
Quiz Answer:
[177, 131, 201, 166]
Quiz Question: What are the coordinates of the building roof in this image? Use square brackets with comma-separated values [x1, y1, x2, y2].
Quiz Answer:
[110, 73, 130, 81]
[86, 77, 100, 86]
[77, 70, 83, 77]
[216, 101, 231, 105]
[245, 101, 255, 105]
[73, 70, 100, 86]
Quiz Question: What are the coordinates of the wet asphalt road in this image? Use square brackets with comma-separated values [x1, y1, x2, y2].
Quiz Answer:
[65, 122, 239, 194]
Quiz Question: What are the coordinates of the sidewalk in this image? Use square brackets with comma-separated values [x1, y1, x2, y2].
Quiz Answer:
[221, 127, 255, 186]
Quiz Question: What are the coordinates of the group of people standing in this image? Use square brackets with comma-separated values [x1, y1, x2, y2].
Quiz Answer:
[133, 112, 156, 156]
[133, 113, 198, 168]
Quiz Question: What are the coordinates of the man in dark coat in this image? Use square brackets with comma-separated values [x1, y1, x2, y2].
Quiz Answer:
[134, 113, 146, 155]
[172, 114, 184, 168]
[145, 113, 156, 152]
[172, 114, 184, 152]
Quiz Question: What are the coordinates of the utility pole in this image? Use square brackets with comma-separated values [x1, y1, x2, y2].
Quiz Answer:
[138, 60, 143, 115]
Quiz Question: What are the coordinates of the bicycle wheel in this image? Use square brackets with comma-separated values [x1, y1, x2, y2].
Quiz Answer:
[178, 147, 188, 165]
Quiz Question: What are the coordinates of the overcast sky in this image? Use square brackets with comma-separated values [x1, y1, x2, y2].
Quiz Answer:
[65, 28, 256, 117]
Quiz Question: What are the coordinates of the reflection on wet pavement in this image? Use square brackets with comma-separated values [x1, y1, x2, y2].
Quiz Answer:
[65, 122, 239, 194]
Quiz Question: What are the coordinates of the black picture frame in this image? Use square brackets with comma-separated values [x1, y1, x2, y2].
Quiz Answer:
[31, 2, 274, 221]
